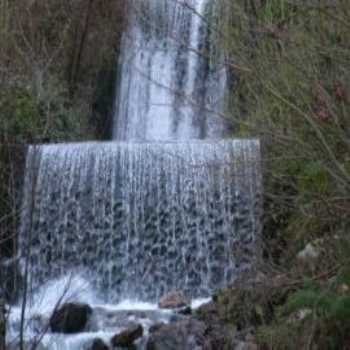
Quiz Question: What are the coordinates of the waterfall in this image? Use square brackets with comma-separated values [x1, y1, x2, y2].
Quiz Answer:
[21, 141, 260, 302]
[19, 0, 261, 304]
[113, 0, 227, 140]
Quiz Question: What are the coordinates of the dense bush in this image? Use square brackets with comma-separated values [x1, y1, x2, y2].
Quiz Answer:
[218, 0, 350, 255]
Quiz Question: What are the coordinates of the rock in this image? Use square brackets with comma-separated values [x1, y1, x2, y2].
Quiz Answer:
[176, 306, 192, 316]
[149, 323, 166, 334]
[253, 271, 267, 284]
[169, 313, 186, 324]
[88, 307, 174, 334]
[297, 243, 320, 262]
[338, 283, 350, 294]
[297, 243, 320, 271]
[146, 318, 206, 350]
[159, 291, 190, 309]
[111, 324, 143, 347]
[91, 338, 109, 350]
[50, 303, 92, 333]
[287, 308, 312, 323]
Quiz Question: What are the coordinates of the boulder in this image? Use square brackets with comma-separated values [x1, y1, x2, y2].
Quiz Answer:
[297, 243, 320, 262]
[287, 308, 312, 324]
[50, 303, 92, 333]
[158, 291, 190, 309]
[338, 283, 350, 294]
[91, 338, 110, 350]
[176, 306, 192, 316]
[111, 324, 143, 347]
[149, 322, 166, 334]
[169, 313, 186, 324]
[146, 318, 206, 350]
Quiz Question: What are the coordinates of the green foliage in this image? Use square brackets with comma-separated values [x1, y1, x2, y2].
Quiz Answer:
[257, 0, 291, 24]
[0, 87, 40, 141]
[0, 81, 90, 143]
[285, 288, 330, 316]
[298, 161, 331, 195]
[255, 269, 350, 349]
[283, 279, 350, 347]
[218, 0, 350, 347]
[219, 0, 350, 259]
[257, 322, 303, 350]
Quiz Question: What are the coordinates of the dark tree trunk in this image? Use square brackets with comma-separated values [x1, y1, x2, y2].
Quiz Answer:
[69, 0, 94, 94]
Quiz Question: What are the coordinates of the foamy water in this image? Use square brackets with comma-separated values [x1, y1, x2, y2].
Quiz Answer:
[7, 275, 211, 349]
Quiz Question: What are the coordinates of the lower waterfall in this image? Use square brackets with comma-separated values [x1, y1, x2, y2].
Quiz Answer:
[21, 140, 261, 303]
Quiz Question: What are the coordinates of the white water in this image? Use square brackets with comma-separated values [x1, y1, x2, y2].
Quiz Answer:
[8, 275, 210, 349]
[114, 0, 227, 140]
[21, 140, 260, 303]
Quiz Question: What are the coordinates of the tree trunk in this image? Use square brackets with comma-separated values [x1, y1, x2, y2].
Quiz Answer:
[69, 0, 94, 93]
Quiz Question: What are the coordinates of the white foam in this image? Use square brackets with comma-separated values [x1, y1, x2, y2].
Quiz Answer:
[191, 297, 211, 309]
[93, 299, 160, 311]
[7, 272, 212, 350]
[7, 275, 98, 342]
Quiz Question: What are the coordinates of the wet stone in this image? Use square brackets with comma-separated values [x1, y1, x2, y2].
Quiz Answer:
[91, 338, 109, 350]
[111, 324, 144, 347]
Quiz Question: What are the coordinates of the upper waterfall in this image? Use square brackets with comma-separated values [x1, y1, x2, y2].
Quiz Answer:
[113, 0, 227, 141]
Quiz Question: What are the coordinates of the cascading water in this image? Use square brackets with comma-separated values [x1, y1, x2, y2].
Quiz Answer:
[10, 0, 262, 349]
[114, 0, 227, 140]
[22, 140, 260, 302]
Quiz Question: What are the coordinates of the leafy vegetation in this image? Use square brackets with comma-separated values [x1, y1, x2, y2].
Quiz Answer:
[214, 0, 350, 347]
